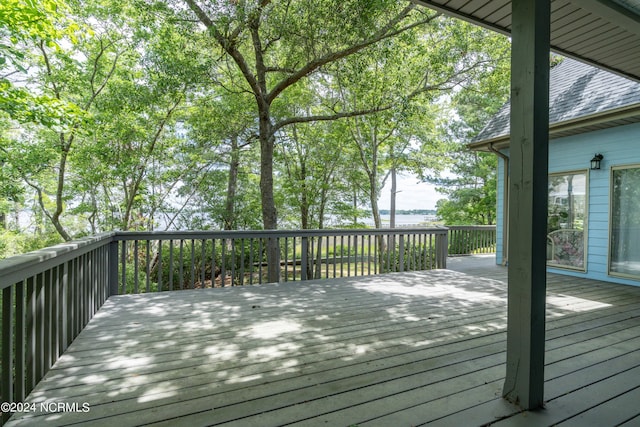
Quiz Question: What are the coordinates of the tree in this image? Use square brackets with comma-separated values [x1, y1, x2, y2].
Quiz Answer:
[0, 0, 81, 125]
[186, 87, 259, 230]
[434, 152, 497, 225]
[421, 26, 511, 225]
[328, 17, 506, 231]
[180, 0, 438, 281]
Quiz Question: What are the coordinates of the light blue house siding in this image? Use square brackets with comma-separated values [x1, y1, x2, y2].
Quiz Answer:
[496, 121, 640, 286]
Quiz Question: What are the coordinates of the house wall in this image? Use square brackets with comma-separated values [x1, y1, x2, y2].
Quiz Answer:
[495, 121, 640, 286]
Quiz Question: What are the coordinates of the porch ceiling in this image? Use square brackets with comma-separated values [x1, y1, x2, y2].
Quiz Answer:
[412, 0, 640, 83]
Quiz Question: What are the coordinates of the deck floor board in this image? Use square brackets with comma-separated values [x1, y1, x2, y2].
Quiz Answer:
[6, 255, 640, 426]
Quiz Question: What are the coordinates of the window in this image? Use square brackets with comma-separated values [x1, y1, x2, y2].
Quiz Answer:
[547, 171, 587, 270]
[610, 166, 640, 279]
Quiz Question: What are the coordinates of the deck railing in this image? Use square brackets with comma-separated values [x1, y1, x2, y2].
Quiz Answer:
[0, 233, 115, 423]
[0, 227, 449, 422]
[447, 225, 497, 256]
[112, 228, 448, 292]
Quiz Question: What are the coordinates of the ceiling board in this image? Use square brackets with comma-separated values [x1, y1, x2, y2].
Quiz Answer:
[413, 0, 640, 81]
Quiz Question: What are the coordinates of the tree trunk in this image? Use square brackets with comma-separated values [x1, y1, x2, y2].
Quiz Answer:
[224, 135, 240, 230]
[51, 147, 72, 241]
[369, 172, 382, 230]
[352, 188, 358, 225]
[300, 159, 309, 230]
[367, 168, 388, 262]
[314, 186, 329, 279]
[258, 105, 280, 283]
[390, 166, 397, 229]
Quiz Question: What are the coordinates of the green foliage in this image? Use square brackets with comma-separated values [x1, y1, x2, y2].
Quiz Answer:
[380, 241, 436, 273]
[156, 239, 265, 289]
[423, 28, 510, 226]
[0, 0, 511, 256]
[0, 227, 63, 259]
[434, 152, 497, 225]
[0, 0, 83, 125]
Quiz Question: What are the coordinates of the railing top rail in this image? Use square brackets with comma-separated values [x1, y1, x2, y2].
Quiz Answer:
[112, 227, 449, 241]
[446, 225, 497, 230]
[0, 232, 115, 289]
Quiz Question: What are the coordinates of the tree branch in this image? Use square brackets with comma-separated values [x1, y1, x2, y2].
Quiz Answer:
[272, 105, 393, 135]
[183, 0, 263, 100]
[267, 6, 440, 103]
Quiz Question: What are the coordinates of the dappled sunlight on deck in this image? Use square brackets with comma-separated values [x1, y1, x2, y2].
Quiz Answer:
[5, 256, 640, 426]
[547, 293, 612, 312]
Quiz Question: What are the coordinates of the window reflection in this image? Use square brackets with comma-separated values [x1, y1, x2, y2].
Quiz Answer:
[610, 167, 640, 278]
[547, 172, 587, 270]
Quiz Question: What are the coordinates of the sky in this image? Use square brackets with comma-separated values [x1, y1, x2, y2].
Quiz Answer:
[377, 173, 443, 211]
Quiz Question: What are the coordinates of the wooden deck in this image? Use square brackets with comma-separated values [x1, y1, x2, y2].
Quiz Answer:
[6, 255, 640, 426]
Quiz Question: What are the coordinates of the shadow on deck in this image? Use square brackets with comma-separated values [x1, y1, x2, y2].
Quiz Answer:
[6, 255, 640, 426]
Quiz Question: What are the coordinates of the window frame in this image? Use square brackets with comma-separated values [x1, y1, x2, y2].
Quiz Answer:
[608, 164, 640, 281]
[546, 169, 589, 272]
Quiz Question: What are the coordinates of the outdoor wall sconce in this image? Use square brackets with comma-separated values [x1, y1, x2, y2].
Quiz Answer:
[590, 153, 603, 170]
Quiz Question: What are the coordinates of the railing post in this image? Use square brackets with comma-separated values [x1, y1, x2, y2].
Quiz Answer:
[109, 240, 119, 296]
[436, 229, 448, 269]
[301, 236, 308, 281]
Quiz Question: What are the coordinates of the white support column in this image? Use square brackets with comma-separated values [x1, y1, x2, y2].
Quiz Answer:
[503, 0, 550, 410]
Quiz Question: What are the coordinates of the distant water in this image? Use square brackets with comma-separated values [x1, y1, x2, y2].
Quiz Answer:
[363, 214, 437, 227]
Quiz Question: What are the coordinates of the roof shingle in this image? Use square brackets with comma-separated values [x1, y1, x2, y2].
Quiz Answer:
[473, 58, 640, 143]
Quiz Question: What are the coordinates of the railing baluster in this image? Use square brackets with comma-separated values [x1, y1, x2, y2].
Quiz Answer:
[35, 273, 44, 383]
[158, 240, 163, 292]
[89, 251, 95, 318]
[84, 253, 90, 324]
[249, 238, 254, 285]
[179, 240, 184, 290]
[134, 240, 139, 294]
[284, 237, 289, 282]
[332, 236, 337, 278]
[43, 269, 52, 373]
[70, 258, 77, 341]
[2, 285, 14, 422]
[231, 238, 236, 286]
[301, 236, 308, 281]
[60, 262, 68, 353]
[360, 234, 364, 276]
[386, 234, 391, 272]
[169, 240, 174, 291]
[258, 238, 263, 284]
[399, 235, 405, 272]
[347, 236, 351, 277]
[412, 234, 417, 270]
[325, 236, 330, 279]
[51, 266, 60, 363]
[145, 240, 151, 294]
[221, 239, 226, 287]
[422, 233, 427, 270]
[292, 237, 297, 282]
[307, 236, 312, 280]
[212, 238, 217, 287]
[25, 276, 35, 395]
[120, 240, 127, 294]
[201, 239, 206, 288]
[366, 235, 371, 276]
[190, 239, 196, 289]
[240, 239, 245, 286]
[373, 235, 378, 275]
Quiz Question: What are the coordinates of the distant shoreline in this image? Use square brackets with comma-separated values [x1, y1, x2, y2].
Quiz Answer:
[378, 209, 437, 216]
